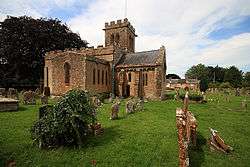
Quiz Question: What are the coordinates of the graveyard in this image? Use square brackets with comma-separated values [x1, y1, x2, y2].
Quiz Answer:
[0, 90, 249, 166]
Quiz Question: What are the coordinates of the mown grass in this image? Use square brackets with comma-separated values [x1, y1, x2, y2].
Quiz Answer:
[0, 93, 250, 167]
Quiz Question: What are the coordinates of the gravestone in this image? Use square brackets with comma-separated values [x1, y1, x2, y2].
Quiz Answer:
[126, 99, 134, 114]
[41, 95, 48, 105]
[23, 91, 36, 105]
[110, 102, 120, 120]
[92, 96, 101, 108]
[241, 100, 247, 109]
[235, 88, 240, 96]
[0, 97, 19, 112]
[7, 88, 18, 99]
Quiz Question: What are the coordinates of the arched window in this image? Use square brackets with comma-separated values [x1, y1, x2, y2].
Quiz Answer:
[128, 73, 131, 82]
[93, 68, 96, 84]
[145, 73, 148, 86]
[102, 70, 104, 85]
[115, 33, 120, 44]
[105, 71, 108, 85]
[64, 62, 70, 85]
[110, 34, 114, 45]
[143, 74, 145, 86]
[129, 36, 133, 50]
[97, 69, 100, 84]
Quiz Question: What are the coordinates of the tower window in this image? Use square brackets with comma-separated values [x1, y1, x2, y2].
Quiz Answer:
[93, 68, 96, 84]
[115, 33, 120, 44]
[128, 73, 131, 82]
[110, 34, 114, 45]
[64, 62, 70, 85]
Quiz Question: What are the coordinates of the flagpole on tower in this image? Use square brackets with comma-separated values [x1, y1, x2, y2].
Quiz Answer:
[124, 0, 127, 18]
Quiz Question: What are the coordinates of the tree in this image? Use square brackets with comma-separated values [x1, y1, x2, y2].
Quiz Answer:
[199, 79, 208, 92]
[224, 66, 243, 88]
[0, 16, 88, 87]
[166, 74, 181, 79]
[242, 72, 250, 87]
[185, 64, 208, 80]
[206, 65, 225, 83]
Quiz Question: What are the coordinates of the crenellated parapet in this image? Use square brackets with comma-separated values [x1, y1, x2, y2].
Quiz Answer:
[104, 18, 136, 34]
[45, 45, 115, 60]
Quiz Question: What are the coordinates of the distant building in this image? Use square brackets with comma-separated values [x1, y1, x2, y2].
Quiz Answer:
[44, 18, 166, 99]
[166, 79, 199, 90]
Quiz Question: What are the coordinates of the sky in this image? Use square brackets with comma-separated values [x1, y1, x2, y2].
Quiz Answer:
[0, 0, 250, 77]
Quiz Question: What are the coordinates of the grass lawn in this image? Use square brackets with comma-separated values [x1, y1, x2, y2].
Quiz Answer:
[0, 93, 250, 167]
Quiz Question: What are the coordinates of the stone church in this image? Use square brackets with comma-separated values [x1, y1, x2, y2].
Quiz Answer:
[44, 18, 166, 99]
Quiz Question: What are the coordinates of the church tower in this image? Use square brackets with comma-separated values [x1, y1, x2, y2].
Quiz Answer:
[103, 18, 137, 53]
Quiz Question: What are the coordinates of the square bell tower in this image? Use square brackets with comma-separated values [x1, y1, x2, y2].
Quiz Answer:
[103, 18, 137, 53]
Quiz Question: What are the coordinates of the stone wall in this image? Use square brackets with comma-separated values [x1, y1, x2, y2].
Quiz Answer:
[45, 49, 112, 95]
[85, 57, 111, 93]
[116, 67, 162, 99]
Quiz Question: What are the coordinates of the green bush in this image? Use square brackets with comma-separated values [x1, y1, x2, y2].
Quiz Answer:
[220, 82, 232, 89]
[31, 89, 96, 148]
[179, 93, 203, 102]
[96, 92, 110, 102]
[163, 91, 176, 100]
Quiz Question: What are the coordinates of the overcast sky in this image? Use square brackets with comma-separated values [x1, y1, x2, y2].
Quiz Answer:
[1, 0, 250, 77]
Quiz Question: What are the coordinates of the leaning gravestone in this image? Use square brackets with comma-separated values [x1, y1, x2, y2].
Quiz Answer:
[7, 88, 18, 99]
[23, 91, 36, 105]
[110, 101, 120, 120]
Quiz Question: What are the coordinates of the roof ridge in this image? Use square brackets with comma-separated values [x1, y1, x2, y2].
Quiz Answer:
[127, 49, 159, 55]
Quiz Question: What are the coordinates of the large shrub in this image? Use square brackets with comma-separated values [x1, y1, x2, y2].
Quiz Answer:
[31, 89, 96, 148]
[220, 82, 232, 89]
[179, 93, 203, 102]
[163, 91, 176, 100]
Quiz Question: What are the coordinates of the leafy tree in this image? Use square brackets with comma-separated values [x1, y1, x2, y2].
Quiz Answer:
[0, 16, 88, 87]
[166, 74, 181, 79]
[242, 72, 250, 87]
[224, 66, 243, 88]
[185, 64, 208, 80]
[199, 79, 208, 92]
[206, 65, 226, 83]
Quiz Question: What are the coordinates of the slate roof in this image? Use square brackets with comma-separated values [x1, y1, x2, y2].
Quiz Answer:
[117, 49, 160, 67]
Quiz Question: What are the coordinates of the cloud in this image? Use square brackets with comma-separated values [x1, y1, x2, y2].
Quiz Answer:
[1, 0, 250, 77]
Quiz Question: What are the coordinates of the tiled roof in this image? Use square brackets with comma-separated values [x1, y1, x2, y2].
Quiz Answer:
[117, 50, 159, 67]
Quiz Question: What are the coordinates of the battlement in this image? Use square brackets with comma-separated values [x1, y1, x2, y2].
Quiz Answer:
[45, 45, 115, 60]
[104, 18, 135, 34]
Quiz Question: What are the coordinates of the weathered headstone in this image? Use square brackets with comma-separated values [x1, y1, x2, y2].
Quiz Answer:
[108, 93, 113, 103]
[235, 88, 240, 96]
[241, 100, 247, 109]
[110, 102, 120, 120]
[7, 88, 18, 99]
[40, 95, 48, 105]
[92, 96, 102, 108]
[126, 99, 134, 114]
[23, 90, 36, 105]
[176, 91, 198, 167]
[89, 123, 104, 136]
[208, 128, 233, 153]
